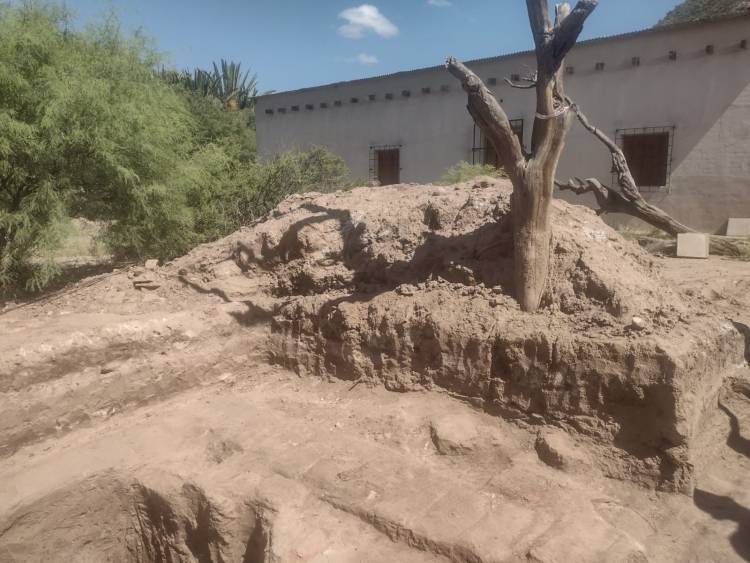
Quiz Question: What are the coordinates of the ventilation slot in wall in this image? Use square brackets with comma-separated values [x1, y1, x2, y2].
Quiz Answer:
[595, 62, 605, 71]
[320, 102, 328, 109]
[402, 90, 411, 97]
[385, 93, 394, 100]
[488, 78, 497, 85]
[305, 104, 314, 110]
[706, 44, 715, 55]
[369, 94, 377, 101]
[669, 50, 677, 61]
[265, 109, 274, 115]
[350, 97, 359, 103]
[632, 57, 641, 67]
[422, 87, 431, 94]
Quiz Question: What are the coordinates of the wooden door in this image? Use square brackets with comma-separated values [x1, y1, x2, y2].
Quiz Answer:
[377, 149, 400, 185]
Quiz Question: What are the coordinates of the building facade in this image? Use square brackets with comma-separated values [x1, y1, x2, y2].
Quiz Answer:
[256, 15, 750, 233]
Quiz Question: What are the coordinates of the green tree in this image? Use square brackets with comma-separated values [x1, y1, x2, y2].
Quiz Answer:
[0, 3, 353, 292]
[0, 2, 196, 287]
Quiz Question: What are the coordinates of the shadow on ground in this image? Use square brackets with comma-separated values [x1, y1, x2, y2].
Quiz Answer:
[694, 489, 750, 562]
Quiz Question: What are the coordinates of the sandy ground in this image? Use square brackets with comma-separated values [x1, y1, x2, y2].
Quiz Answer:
[0, 199, 748, 562]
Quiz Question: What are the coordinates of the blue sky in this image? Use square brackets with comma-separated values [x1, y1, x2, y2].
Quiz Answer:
[65, 1, 684, 93]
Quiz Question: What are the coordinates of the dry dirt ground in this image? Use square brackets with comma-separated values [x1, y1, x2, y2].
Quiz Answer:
[0, 180, 749, 563]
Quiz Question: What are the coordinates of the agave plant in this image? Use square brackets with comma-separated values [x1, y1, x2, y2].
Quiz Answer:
[190, 68, 220, 98]
[158, 60, 260, 111]
[212, 59, 258, 111]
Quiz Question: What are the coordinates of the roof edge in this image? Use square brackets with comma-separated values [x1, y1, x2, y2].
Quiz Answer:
[257, 11, 750, 101]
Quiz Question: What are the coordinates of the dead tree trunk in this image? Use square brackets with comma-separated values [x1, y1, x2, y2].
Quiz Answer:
[447, 0, 598, 313]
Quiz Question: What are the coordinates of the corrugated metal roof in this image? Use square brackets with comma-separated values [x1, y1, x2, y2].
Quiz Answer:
[257, 12, 750, 101]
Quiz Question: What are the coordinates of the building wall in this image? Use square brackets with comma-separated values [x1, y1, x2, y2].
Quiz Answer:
[256, 17, 750, 233]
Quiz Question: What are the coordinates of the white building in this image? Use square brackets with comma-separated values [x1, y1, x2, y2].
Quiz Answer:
[256, 15, 750, 233]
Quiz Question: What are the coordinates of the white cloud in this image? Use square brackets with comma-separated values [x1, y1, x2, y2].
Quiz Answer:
[338, 5, 398, 39]
[342, 53, 380, 65]
[427, 0, 451, 6]
[354, 53, 379, 65]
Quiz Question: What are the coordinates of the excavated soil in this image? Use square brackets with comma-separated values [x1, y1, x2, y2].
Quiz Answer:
[1, 178, 749, 563]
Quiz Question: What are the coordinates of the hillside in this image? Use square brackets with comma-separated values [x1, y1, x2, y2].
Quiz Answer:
[658, 0, 750, 26]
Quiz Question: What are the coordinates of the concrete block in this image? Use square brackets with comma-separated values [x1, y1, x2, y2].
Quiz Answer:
[677, 233, 710, 259]
[727, 218, 750, 237]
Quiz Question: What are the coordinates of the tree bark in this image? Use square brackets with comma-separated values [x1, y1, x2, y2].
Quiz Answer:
[447, 0, 597, 312]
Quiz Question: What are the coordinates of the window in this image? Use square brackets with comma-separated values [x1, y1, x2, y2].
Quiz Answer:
[370, 145, 401, 186]
[472, 120, 524, 168]
[616, 127, 674, 192]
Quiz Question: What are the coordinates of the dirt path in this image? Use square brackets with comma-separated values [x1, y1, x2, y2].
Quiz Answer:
[1, 212, 749, 561]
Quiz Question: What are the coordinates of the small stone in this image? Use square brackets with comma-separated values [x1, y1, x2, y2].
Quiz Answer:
[144, 259, 159, 270]
[218, 372, 236, 384]
[489, 298, 500, 308]
[535, 428, 591, 472]
[529, 413, 546, 425]
[397, 284, 415, 296]
[430, 414, 479, 455]
[128, 267, 145, 279]
[492, 286, 504, 295]
[631, 316, 647, 331]
[133, 278, 160, 290]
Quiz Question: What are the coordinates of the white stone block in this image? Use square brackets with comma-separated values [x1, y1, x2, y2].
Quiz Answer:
[727, 218, 750, 237]
[677, 233, 710, 259]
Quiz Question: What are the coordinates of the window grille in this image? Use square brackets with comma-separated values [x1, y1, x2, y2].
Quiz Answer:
[472, 120, 524, 167]
[615, 126, 675, 193]
[369, 144, 402, 185]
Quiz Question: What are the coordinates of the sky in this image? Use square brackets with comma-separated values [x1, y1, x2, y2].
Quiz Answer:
[64, 0, 685, 93]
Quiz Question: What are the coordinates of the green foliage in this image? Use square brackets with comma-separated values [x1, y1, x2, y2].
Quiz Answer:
[100, 145, 353, 263]
[0, 3, 352, 293]
[213, 59, 258, 111]
[0, 1, 199, 289]
[658, 0, 750, 26]
[439, 162, 509, 185]
[158, 59, 259, 112]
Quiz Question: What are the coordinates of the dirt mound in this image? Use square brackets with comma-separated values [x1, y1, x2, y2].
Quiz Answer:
[173, 178, 744, 492]
[2, 179, 750, 562]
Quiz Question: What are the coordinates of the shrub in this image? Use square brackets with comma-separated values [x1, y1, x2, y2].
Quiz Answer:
[0, 3, 195, 289]
[439, 161, 508, 185]
[0, 3, 353, 292]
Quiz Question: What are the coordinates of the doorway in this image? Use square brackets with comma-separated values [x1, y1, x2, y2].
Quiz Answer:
[370, 146, 401, 185]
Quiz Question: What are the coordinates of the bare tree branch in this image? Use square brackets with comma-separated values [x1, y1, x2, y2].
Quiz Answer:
[558, 100, 695, 236]
[526, 0, 552, 51]
[446, 57, 526, 179]
[549, 1, 598, 70]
